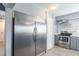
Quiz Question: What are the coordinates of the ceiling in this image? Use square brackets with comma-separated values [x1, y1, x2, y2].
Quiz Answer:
[13, 3, 57, 17]
[10, 3, 79, 17]
[0, 3, 79, 16]
[55, 3, 79, 16]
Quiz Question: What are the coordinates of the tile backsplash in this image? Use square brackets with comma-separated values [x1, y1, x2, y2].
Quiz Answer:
[56, 12, 79, 36]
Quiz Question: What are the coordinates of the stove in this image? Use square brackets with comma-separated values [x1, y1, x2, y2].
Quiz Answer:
[58, 32, 72, 49]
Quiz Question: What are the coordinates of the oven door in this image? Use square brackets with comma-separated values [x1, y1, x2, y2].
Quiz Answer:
[58, 35, 70, 48]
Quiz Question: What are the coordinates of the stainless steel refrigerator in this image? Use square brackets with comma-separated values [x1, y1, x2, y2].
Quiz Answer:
[12, 11, 46, 56]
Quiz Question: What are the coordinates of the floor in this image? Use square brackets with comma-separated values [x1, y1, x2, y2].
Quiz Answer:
[41, 46, 79, 56]
[0, 41, 4, 56]
[0, 46, 4, 56]
[0, 46, 79, 56]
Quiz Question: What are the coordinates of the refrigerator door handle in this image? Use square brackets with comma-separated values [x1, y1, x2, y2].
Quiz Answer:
[33, 27, 37, 42]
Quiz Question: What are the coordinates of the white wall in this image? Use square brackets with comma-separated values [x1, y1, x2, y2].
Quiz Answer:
[0, 10, 5, 16]
[57, 19, 79, 36]
[47, 11, 55, 50]
[0, 20, 5, 42]
[56, 12, 79, 37]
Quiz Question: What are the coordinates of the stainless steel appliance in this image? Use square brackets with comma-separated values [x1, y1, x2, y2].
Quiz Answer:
[58, 35, 71, 49]
[13, 11, 46, 56]
[58, 31, 72, 49]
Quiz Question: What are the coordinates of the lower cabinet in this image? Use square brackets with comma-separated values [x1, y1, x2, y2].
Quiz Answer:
[55, 35, 59, 45]
[71, 36, 79, 50]
[55, 36, 79, 51]
[70, 37, 77, 50]
[77, 39, 79, 50]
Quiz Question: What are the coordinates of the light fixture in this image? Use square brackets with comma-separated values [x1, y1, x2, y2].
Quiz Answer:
[49, 6, 57, 11]
[25, 21, 34, 25]
[25, 22, 31, 24]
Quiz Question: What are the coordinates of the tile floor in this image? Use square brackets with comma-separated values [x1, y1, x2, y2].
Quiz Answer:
[0, 46, 79, 56]
[41, 46, 79, 56]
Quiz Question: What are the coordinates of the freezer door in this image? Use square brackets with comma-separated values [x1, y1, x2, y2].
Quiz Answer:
[36, 22, 46, 55]
[14, 24, 35, 56]
[14, 11, 35, 56]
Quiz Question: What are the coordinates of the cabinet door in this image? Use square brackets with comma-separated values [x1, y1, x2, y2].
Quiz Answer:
[71, 37, 77, 50]
[55, 35, 59, 45]
[76, 38, 79, 50]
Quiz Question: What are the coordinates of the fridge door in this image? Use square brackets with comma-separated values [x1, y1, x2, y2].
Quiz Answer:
[14, 11, 35, 56]
[36, 22, 46, 55]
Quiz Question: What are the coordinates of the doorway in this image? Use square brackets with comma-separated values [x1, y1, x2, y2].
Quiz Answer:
[0, 16, 5, 56]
